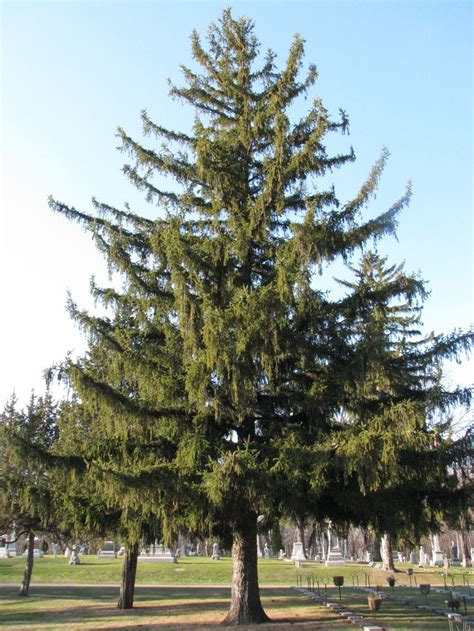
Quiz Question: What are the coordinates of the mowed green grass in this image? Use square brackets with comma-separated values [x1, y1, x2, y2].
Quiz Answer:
[0, 555, 472, 587]
[0, 585, 355, 630]
[1, 582, 469, 630]
[1, 557, 473, 630]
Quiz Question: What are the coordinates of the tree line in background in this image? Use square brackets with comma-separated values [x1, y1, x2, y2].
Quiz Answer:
[1, 9, 472, 625]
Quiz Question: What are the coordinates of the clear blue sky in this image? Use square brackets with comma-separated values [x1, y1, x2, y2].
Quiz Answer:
[1, 1, 472, 411]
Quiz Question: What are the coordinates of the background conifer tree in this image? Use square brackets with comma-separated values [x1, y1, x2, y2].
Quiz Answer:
[0, 392, 64, 596]
[328, 252, 472, 567]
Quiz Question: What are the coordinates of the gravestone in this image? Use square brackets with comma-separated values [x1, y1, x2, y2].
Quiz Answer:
[98, 541, 116, 558]
[409, 551, 417, 564]
[431, 534, 443, 567]
[264, 543, 272, 558]
[211, 542, 220, 560]
[419, 546, 427, 565]
[138, 541, 177, 563]
[291, 542, 305, 562]
[471, 548, 474, 567]
[278, 549, 285, 559]
[69, 544, 81, 565]
[325, 525, 345, 567]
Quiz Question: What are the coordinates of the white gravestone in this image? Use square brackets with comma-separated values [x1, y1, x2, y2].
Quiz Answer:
[431, 534, 443, 567]
[138, 541, 177, 563]
[325, 526, 345, 567]
[211, 542, 220, 560]
[419, 546, 427, 565]
[291, 542, 305, 562]
[98, 541, 116, 558]
[69, 544, 81, 565]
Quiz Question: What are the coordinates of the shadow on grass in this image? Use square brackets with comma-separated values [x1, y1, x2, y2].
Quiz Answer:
[0, 586, 334, 629]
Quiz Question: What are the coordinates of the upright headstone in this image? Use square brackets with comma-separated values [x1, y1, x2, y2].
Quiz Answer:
[419, 546, 427, 565]
[325, 525, 345, 567]
[69, 544, 81, 565]
[278, 549, 285, 560]
[291, 542, 305, 562]
[211, 542, 220, 560]
[431, 534, 443, 567]
[409, 551, 417, 564]
[98, 541, 116, 558]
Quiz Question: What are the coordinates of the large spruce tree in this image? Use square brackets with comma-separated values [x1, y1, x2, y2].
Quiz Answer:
[47, 10, 469, 623]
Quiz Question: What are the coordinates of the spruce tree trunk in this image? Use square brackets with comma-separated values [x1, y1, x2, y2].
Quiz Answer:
[222, 512, 269, 625]
[117, 543, 139, 609]
[19, 531, 35, 597]
[381, 533, 395, 571]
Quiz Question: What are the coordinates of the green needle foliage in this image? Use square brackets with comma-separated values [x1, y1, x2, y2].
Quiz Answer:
[0, 392, 60, 540]
[0, 392, 73, 595]
[327, 252, 472, 542]
[47, 9, 471, 624]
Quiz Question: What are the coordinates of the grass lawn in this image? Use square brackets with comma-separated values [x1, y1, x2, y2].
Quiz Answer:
[1, 557, 473, 630]
[1, 555, 473, 587]
[0, 585, 354, 630]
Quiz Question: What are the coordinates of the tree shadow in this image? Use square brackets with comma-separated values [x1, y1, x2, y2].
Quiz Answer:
[0, 586, 331, 629]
